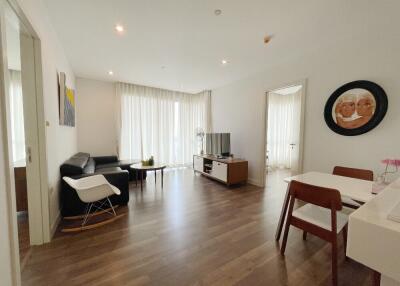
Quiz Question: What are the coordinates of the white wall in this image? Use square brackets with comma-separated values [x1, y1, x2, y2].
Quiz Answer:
[76, 78, 117, 156]
[16, 0, 77, 234]
[212, 33, 400, 186]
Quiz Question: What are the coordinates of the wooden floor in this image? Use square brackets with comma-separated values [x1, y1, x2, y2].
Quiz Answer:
[17, 211, 31, 270]
[22, 169, 373, 286]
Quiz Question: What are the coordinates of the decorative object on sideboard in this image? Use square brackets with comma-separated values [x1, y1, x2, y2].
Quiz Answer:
[324, 80, 388, 136]
[372, 159, 400, 194]
[58, 72, 76, 127]
[195, 127, 205, 155]
[142, 156, 154, 166]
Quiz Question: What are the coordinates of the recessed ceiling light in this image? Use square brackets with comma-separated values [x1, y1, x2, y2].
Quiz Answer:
[221, 59, 228, 65]
[264, 34, 274, 44]
[108, 70, 114, 75]
[115, 24, 124, 33]
[214, 9, 222, 16]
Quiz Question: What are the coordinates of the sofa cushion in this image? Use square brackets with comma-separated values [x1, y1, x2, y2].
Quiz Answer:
[83, 157, 96, 174]
[96, 162, 121, 170]
[118, 159, 141, 167]
[72, 152, 90, 158]
[60, 153, 90, 177]
[93, 156, 119, 165]
[94, 167, 123, 174]
[96, 159, 141, 170]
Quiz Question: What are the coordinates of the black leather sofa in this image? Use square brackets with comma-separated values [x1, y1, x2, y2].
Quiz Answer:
[60, 152, 143, 217]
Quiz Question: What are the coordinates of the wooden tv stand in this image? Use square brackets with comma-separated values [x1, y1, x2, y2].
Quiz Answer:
[193, 155, 248, 186]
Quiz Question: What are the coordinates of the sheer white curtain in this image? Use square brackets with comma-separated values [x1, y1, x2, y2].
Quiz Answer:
[267, 90, 301, 169]
[117, 82, 211, 166]
[9, 70, 25, 163]
[177, 90, 211, 163]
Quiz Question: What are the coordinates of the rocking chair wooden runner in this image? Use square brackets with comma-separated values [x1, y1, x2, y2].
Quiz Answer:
[62, 175, 125, 232]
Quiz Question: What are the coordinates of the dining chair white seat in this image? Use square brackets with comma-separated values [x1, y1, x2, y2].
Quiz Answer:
[340, 206, 356, 215]
[293, 204, 349, 232]
[281, 180, 349, 285]
[341, 195, 361, 208]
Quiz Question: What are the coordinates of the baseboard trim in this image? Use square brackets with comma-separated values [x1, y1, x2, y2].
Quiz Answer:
[248, 178, 264, 187]
[50, 211, 61, 240]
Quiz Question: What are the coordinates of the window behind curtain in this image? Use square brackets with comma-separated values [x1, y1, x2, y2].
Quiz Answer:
[117, 83, 211, 166]
[267, 89, 301, 169]
[9, 70, 25, 163]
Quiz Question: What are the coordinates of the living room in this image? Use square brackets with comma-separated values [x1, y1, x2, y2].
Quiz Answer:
[1, 0, 400, 286]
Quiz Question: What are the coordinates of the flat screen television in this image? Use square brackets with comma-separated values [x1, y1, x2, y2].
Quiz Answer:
[205, 133, 230, 156]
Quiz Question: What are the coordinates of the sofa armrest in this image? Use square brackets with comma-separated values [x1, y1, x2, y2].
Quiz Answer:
[92, 155, 119, 165]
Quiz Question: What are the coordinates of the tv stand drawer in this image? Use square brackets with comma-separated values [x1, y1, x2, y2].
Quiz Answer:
[211, 161, 227, 182]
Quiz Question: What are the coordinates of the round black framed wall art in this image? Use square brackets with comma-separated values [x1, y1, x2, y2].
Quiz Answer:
[324, 80, 388, 136]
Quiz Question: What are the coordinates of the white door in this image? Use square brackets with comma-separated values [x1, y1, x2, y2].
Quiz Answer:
[266, 84, 304, 174]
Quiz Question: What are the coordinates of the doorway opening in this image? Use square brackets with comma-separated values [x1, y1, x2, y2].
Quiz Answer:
[264, 82, 306, 185]
[4, 1, 31, 270]
[0, 0, 49, 281]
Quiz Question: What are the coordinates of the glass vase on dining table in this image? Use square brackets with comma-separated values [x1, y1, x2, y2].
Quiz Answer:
[372, 159, 400, 194]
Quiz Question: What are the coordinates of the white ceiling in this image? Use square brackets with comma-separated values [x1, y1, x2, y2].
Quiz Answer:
[44, 0, 397, 93]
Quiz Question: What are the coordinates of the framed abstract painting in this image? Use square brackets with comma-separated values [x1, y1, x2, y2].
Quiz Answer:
[58, 72, 75, 127]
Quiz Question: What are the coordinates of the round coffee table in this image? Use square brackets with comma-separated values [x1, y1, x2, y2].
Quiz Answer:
[130, 163, 167, 191]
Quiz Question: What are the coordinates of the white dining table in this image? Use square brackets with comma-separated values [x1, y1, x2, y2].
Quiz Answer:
[275, 171, 375, 241]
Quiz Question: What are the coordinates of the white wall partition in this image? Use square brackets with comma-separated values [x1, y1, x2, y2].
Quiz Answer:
[117, 82, 211, 166]
[212, 30, 400, 186]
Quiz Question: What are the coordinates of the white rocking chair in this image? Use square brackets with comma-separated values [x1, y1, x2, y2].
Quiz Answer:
[62, 175, 123, 232]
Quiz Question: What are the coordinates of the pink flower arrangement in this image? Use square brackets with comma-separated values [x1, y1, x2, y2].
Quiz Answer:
[381, 159, 400, 167]
[378, 158, 400, 184]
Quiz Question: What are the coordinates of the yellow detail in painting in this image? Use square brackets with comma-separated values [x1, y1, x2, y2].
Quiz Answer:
[66, 88, 75, 107]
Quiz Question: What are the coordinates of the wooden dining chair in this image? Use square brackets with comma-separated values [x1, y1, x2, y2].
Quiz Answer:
[333, 166, 374, 209]
[280, 180, 349, 286]
[332, 166, 373, 181]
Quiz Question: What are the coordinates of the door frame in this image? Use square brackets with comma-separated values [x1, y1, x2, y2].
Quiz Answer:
[0, 0, 50, 282]
[261, 79, 307, 187]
